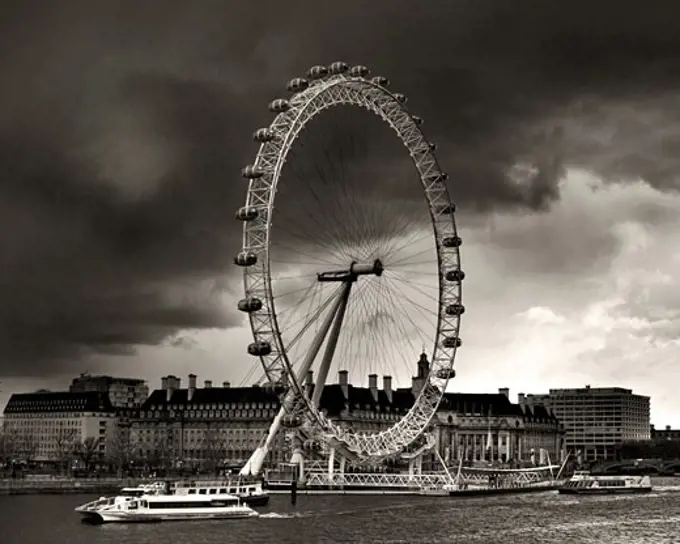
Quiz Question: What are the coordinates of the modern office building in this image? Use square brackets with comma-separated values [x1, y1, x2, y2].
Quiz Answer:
[2, 391, 117, 463]
[525, 385, 650, 461]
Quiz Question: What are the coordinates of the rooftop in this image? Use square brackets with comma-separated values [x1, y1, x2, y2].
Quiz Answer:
[4, 391, 115, 414]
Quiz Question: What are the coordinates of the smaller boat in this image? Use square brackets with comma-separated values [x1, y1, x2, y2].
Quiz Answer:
[118, 482, 166, 497]
[75, 492, 258, 524]
[418, 484, 459, 496]
[558, 471, 652, 495]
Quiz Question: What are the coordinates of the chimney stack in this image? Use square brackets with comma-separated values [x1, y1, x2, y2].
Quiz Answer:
[161, 376, 169, 391]
[666, 425, 671, 431]
[368, 373, 378, 402]
[188, 374, 197, 401]
[498, 387, 509, 399]
[383, 375, 393, 403]
[166, 375, 178, 402]
[338, 370, 349, 399]
[517, 393, 526, 406]
[204, 380, 212, 389]
[222, 381, 231, 388]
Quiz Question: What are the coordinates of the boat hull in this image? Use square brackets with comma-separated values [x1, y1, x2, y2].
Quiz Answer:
[558, 486, 652, 495]
[78, 508, 259, 524]
[242, 494, 269, 507]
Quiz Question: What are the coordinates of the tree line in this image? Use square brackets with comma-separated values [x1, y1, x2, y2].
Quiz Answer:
[0, 426, 238, 477]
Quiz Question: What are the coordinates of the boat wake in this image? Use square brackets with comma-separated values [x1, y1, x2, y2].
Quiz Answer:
[259, 512, 307, 519]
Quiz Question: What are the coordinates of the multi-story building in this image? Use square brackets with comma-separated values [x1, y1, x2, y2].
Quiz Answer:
[651, 425, 680, 442]
[526, 386, 650, 461]
[435, 390, 564, 467]
[2, 391, 117, 464]
[69, 374, 149, 409]
[130, 375, 288, 472]
[130, 353, 564, 473]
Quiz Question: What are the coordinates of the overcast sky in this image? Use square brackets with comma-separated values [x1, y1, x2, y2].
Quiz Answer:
[1, 1, 680, 427]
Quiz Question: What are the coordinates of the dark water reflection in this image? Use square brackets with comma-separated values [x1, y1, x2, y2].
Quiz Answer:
[2, 478, 679, 543]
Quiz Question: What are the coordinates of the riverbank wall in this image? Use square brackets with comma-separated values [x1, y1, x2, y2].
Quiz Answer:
[0, 478, 141, 495]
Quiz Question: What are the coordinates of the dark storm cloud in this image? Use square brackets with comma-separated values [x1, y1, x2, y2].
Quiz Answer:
[2, 0, 680, 374]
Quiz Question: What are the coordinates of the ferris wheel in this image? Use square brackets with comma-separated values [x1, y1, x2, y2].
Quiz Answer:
[234, 62, 464, 475]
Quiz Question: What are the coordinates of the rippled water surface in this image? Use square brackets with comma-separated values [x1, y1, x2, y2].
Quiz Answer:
[2, 479, 680, 543]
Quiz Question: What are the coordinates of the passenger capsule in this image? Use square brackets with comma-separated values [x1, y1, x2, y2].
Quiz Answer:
[428, 142, 437, 151]
[286, 77, 309, 92]
[307, 65, 328, 79]
[253, 128, 276, 142]
[235, 206, 258, 221]
[412, 115, 424, 126]
[329, 61, 349, 74]
[445, 303, 466, 316]
[442, 336, 462, 349]
[371, 76, 390, 87]
[242, 165, 265, 179]
[238, 297, 263, 313]
[234, 251, 257, 267]
[436, 368, 456, 380]
[442, 236, 462, 248]
[445, 269, 465, 282]
[394, 93, 407, 104]
[349, 65, 370, 77]
[435, 203, 455, 215]
[268, 99, 290, 113]
[247, 341, 272, 357]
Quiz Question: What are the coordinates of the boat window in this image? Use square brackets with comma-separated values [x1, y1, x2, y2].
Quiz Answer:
[141, 501, 148, 507]
[129, 502, 138, 510]
[199, 489, 207, 495]
[209, 489, 217, 495]
[188, 489, 196, 494]
[219, 488, 228, 494]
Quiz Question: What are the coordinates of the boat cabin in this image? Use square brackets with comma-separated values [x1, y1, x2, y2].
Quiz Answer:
[172, 480, 264, 498]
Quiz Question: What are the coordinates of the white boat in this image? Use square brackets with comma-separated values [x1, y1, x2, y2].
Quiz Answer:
[171, 479, 270, 507]
[75, 492, 258, 524]
[116, 479, 269, 507]
[418, 484, 459, 496]
[558, 471, 652, 495]
[119, 482, 166, 497]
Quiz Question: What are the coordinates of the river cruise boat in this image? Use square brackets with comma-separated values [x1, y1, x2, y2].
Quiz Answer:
[171, 479, 269, 507]
[558, 471, 652, 495]
[117, 479, 269, 507]
[75, 492, 258, 524]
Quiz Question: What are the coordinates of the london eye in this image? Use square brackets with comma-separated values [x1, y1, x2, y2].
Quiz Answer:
[234, 62, 465, 475]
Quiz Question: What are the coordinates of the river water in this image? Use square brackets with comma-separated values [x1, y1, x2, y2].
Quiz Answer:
[2, 478, 679, 543]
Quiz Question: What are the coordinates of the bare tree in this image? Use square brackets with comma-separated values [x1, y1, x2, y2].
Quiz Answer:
[0, 427, 20, 474]
[19, 432, 38, 465]
[54, 428, 79, 474]
[76, 437, 101, 472]
[143, 431, 172, 474]
[108, 428, 138, 477]
[202, 425, 227, 475]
